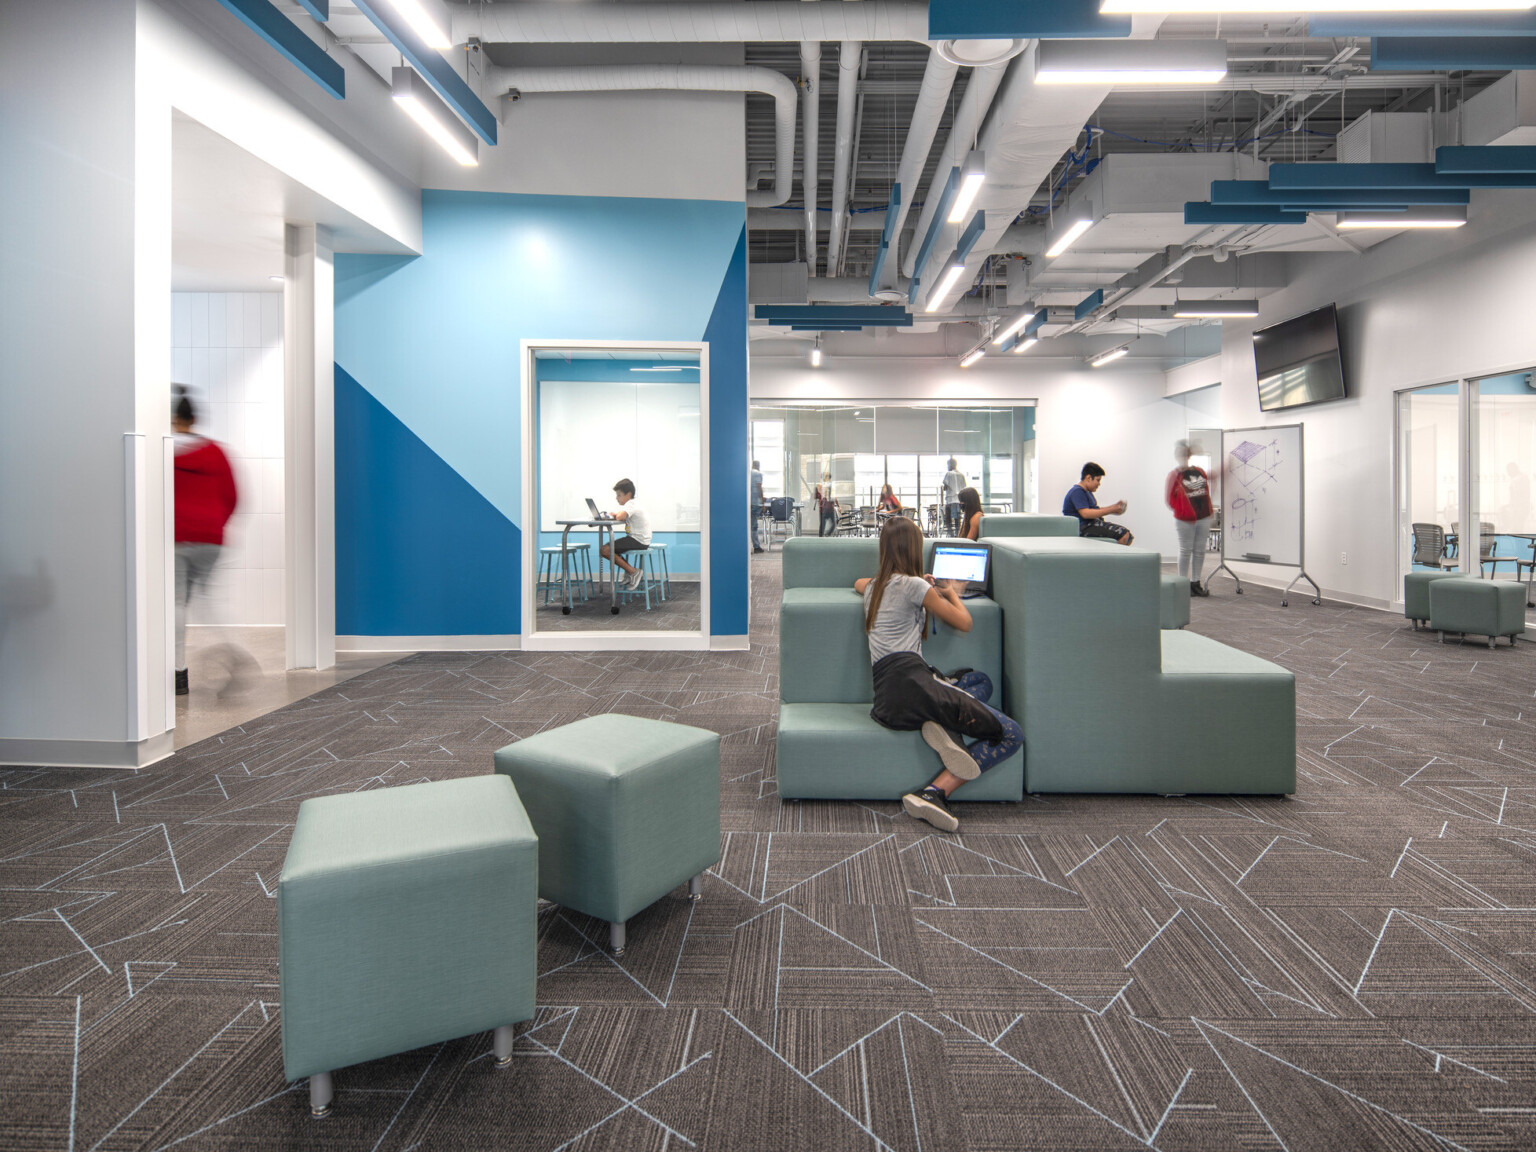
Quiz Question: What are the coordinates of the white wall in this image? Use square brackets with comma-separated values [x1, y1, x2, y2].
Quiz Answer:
[1218, 190, 1536, 607]
[750, 357, 1194, 560]
[171, 292, 285, 626]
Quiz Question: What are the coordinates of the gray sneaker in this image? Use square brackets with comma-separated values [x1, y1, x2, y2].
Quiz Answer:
[902, 787, 959, 832]
[625, 568, 645, 590]
[922, 722, 979, 780]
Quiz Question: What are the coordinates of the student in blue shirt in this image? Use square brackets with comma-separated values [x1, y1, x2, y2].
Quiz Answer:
[1063, 462, 1134, 545]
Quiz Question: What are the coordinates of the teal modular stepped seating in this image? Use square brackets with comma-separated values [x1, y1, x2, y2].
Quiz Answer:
[1160, 574, 1191, 630]
[980, 513, 1079, 538]
[1428, 575, 1526, 647]
[494, 714, 721, 956]
[279, 775, 538, 1116]
[779, 536, 1017, 800]
[776, 535, 1296, 800]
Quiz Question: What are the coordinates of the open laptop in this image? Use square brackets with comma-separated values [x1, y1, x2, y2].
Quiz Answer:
[585, 498, 614, 521]
[930, 542, 991, 599]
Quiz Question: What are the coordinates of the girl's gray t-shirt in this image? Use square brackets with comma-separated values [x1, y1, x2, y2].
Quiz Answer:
[862, 574, 929, 663]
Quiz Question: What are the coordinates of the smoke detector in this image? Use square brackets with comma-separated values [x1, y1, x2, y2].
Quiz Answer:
[936, 39, 1027, 67]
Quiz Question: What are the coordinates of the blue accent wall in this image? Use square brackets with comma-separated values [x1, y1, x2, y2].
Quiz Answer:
[334, 189, 748, 637]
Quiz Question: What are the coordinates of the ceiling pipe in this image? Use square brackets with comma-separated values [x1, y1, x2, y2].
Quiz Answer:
[901, 61, 1011, 282]
[875, 50, 960, 290]
[826, 41, 862, 284]
[451, 2, 930, 46]
[801, 42, 821, 276]
[489, 65, 798, 207]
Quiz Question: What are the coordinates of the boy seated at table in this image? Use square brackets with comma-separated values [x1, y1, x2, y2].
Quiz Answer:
[599, 478, 652, 590]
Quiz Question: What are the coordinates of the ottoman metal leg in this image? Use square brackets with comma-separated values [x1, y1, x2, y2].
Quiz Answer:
[309, 1072, 333, 1118]
[494, 1024, 515, 1068]
[688, 873, 703, 901]
[609, 920, 626, 956]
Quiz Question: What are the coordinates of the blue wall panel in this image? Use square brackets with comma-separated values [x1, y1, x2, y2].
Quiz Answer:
[334, 191, 748, 638]
[335, 365, 520, 635]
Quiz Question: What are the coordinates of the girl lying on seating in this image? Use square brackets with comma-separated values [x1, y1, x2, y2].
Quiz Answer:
[855, 517, 1023, 832]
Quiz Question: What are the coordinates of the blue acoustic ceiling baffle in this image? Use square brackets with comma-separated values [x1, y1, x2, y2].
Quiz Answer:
[755, 305, 913, 328]
[1074, 289, 1103, 322]
[909, 168, 960, 291]
[1437, 146, 1536, 175]
[350, 0, 497, 144]
[1371, 37, 1536, 71]
[867, 184, 901, 297]
[1185, 203, 1307, 225]
[791, 325, 862, 331]
[955, 211, 987, 262]
[1269, 162, 1536, 190]
[216, 0, 345, 98]
[1210, 180, 1470, 208]
[929, 0, 1131, 39]
[295, 0, 328, 19]
[1309, 13, 1536, 36]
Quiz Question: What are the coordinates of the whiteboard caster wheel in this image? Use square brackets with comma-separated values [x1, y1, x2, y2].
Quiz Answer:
[611, 606, 620, 615]
[1281, 599, 1288, 607]
[562, 607, 571, 615]
[1312, 598, 1321, 605]
[1235, 587, 1243, 595]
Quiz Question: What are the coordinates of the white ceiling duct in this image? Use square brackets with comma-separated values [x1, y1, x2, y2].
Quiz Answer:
[451, 2, 930, 46]
[826, 41, 862, 282]
[801, 42, 821, 275]
[489, 65, 798, 207]
[874, 50, 960, 289]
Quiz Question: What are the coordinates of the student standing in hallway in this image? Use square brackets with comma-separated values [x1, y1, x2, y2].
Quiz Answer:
[173, 389, 238, 695]
[1166, 440, 1215, 595]
[941, 459, 966, 537]
[750, 460, 765, 554]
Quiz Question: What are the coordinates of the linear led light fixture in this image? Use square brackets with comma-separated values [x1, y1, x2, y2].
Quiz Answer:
[924, 260, 968, 313]
[1172, 299, 1260, 318]
[1103, 0, 1534, 11]
[1012, 336, 1040, 354]
[947, 151, 987, 224]
[1090, 345, 1130, 368]
[1045, 215, 1095, 259]
[1337, 204, 1468, 228]
[392, 67, 479, 165]
[960, 345, 987, 369]
[385, 0, 451, 48]
[993, 306, 1040, 346]
[1035, 38, 1228, 84]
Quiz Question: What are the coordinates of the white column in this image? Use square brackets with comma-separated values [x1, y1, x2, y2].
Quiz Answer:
[284, 224, 336, 670]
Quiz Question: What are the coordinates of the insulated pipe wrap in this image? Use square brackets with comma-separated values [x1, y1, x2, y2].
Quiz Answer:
[489, 65, 798, 207]
[801, 42, 822, 275]
[875, 50, 960, 289]
[453, 2, 930, 45]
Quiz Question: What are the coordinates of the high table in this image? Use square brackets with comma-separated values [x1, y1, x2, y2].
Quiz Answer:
[552, 519, 624, 616]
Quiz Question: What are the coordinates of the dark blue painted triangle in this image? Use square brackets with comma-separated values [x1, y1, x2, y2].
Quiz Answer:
[704, 223, 748, 636]
[335, 364, 520, 635]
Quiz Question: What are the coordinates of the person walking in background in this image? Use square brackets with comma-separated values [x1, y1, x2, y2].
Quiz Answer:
[750, 460, 765, 554]
[854, 517, 1022, 833]
[941, 458, 966, 536]
[815, 483, 839, 536]
[1063, 462, 1134, 545]
[1166, 440, 1215, 595]
[957, 487, 984, 541]
[173, 388, 238, 695]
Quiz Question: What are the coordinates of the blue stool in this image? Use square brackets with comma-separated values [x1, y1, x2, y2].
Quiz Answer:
[616, 548, 661, 610]
[539, 544, 594, 605]
[647, 542, 671, 600]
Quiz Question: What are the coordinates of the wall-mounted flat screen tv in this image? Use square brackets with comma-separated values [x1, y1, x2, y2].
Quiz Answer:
[1253, 303, 1346, 412]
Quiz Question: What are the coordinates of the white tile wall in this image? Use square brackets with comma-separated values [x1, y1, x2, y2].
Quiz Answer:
[171, 292, 285, 627]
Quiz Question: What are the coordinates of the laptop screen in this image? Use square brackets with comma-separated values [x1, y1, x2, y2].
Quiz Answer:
[585, 498, 603, 518]
[931, 544, 989, 585]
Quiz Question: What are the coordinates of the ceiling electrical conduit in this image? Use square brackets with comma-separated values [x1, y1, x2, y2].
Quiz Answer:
[901, 61, 1011, 283]
[801, 41, 821, 275]
[450, 2, 930, 46]
[489, 65, 799, 207]
[826, 41, 862, 283]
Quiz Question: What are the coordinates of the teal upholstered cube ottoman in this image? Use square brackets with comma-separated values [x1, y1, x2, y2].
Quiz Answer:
[1403, 570, 1461, 629]
[1159, 574, 1191, 630]
[1429, 576, 1527, 647]
[278, 775, 538, 1117]
[493, 714, 721, 956]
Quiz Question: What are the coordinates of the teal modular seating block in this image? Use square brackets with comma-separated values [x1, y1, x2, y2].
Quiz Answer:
[1404, 570, 1463, 628]
[782, 535, 989, 591]
[980, 513, 1079, 539]
[990, 537, 1295, 795]
[493, 714, 720, 952]
[1160, 574, 1191, 630]
[778, 704, 1024, 801]
[1428, 576, 1527, 646]
[279, 775, 538, 1107]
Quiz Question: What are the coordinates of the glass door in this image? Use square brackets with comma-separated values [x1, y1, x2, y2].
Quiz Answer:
[1471, 371, 1536, 599]
[1396, 383, 1461, 580]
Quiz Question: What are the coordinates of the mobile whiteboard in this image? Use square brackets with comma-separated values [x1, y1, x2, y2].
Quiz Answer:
[1211, 423, 1320, 605]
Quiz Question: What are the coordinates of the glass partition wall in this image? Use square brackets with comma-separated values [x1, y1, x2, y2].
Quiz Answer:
[1473, 372, 1536, 590]
[1397, 383, 1461, 576]
[528, 346, 705, 640]
[748, 403, 1036, 532]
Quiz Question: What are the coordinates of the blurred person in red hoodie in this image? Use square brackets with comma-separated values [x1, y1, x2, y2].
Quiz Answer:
[173, 388, 238, 695]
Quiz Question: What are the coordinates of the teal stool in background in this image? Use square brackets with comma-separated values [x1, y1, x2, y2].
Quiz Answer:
[647, 541, 672, 599]
[278, 776, 538, 1117]
[1403, 570, 1461, 629]
[615, 548, 663, 610]
[494, 714, 721, 956]
[539, 543, 594, 605]
[1429, 576, 1526, 647]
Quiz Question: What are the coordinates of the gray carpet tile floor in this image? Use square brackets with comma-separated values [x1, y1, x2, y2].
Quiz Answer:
[4, 552, 1536, 1150]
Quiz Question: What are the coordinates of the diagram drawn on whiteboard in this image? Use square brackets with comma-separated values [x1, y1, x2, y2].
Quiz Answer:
[1225, 437, 1284, 545]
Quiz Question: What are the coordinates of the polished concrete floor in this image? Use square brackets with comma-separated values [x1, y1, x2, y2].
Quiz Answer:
[174, 626, 408, 748]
